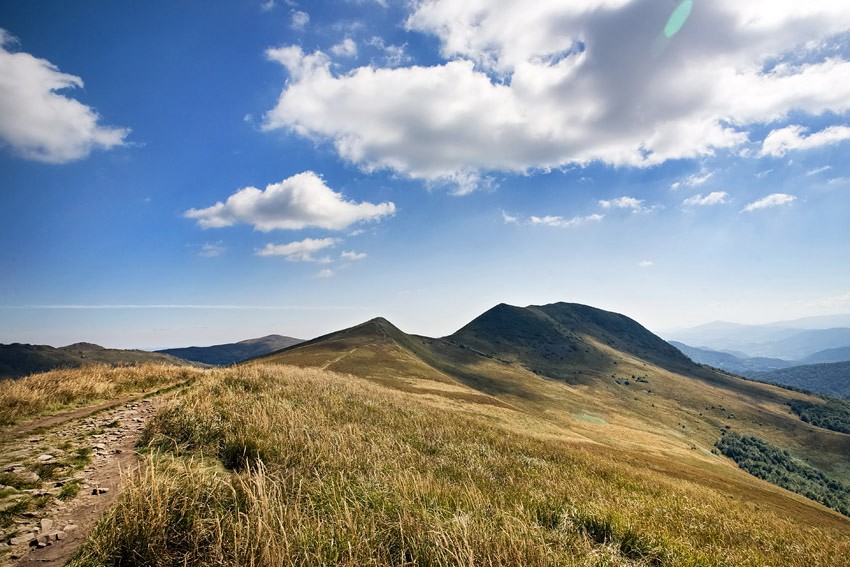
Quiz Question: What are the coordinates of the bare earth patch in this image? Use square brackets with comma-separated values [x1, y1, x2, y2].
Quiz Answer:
[1, 394, 171, 566]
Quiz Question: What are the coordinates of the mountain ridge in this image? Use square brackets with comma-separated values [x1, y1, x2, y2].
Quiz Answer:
[156, 334, 303, 366]
[257, 301, 850, 510]
[0, 342, 197, 379]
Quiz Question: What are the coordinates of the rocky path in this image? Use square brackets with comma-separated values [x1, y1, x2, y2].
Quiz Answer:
[1, 394, 173, 566]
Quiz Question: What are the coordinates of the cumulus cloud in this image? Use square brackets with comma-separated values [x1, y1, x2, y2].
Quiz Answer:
[761, 125, 850, 157]
[682, 191, 729, 207]
[317, 268, 335, 278]
[199, 242, 226, 257]
[185, 171, 395, 231]
[741, 193, 796, 212]
[290, 10, 310, 30]
[501, 210, 520, 224]
[331, 38, 358, 58]
[256, 237, 338, 261]
[530, 213, 604, 228]
[599, 196, 644, 211]
[340, 250, 367, 261]
[671, 170, 713, 190]
[261, 1, 850, 191]
[638, 260, 654, 268]
[0, 29, 129, 163]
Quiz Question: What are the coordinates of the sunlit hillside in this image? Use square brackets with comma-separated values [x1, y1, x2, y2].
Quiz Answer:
[71, 364, 850, 566]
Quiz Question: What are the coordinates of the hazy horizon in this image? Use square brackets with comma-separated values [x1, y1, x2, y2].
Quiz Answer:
[2, 1, 849, 349]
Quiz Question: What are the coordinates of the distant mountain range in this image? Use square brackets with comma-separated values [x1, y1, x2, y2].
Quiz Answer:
[156, 334, 303, 366]
[0, 335, 304, 379]
[664, 316, 850, 361]
[665, 317, 850, 398]
[668, 341, 795, 375]
[802, 346, 850, 364]
[0, 342, 196, 379]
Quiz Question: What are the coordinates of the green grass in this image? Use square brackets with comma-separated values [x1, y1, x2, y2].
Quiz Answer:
[64, 446, 93, 470]
[70, 364, 850, 566]
[59, 478, 83, 501]
[0, 497, 30, 529]
[0, 471, 40, 490]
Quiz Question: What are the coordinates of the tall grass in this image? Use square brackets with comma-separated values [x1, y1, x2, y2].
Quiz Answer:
[0, 364, 201, 426]
[72, 365, 850, 566]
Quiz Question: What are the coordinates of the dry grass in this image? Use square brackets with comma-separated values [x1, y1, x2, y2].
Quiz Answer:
[0, 364, 202, 427]
[71, 364, 850, 566]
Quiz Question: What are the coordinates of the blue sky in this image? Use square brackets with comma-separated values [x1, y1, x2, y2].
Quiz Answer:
[1, 0, 849, 348]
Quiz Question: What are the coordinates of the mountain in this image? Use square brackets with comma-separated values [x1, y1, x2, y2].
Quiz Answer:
[801, 346, 850, 365]
[752, 362, 850, 399]
[765, 328, 850, 360]
[156, 334, 303, 366]
[664, 321, 799, 353]
[666, 322, 850, 360]
[668, 341, 795, 375]
[262, 302, 850, 501]
[448, 302, 694, 378]
[0, 342, 196, 379]
[769, 313, 850, 330]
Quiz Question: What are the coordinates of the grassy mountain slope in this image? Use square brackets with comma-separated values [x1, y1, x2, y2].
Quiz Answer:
[0, 342, 196, 379]
[753, 361, 850, 399]
[668, 323, 850, 360]
[156, 334, 303, 366]
[264, 303, 850, 489]
[68, 365, 850, 566]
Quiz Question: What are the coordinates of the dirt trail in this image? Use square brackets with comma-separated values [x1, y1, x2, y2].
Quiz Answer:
[1, 392, 177, 566]
[0, 393, 154, 443]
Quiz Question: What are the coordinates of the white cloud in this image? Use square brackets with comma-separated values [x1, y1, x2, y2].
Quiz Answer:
[741, 193, 797, 212]
[599, 196, 644, 211]
[340, 250, 367, 261]
[530, 213, 604, 228]
[755, 169, 773, 179]
[366, 37, 412, 68]
[185, 171, 395, 231]
[199, 242, 226, 257]
[262, 2, 850, 191]
[761, 125, 850, 157]
[501, 210, 519, 224]
[331, 38, 358, 58]
[0, 29, 129, 163]
[260, 0, 275, 12]
[290, 10, 310, 30]
[806, 165, 832, 176]
[671, 170, 713, 190]
[638, 260, 654, 268]
[682, 191, 729, 207]
[317, 268, 335, 278]
[256, 237, 338, 261]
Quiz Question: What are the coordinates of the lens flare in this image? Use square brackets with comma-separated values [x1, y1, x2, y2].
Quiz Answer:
[664, 0, 693, 38]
